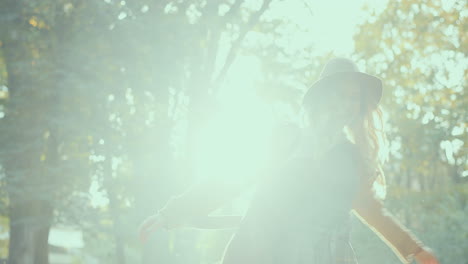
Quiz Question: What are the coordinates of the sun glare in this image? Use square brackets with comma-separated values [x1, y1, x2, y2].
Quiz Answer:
[192, 55, 274, 185]
[265, 0, 389, 55]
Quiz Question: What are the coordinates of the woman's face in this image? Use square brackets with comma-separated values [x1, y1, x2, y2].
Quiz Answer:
[303, 81, 365, 132]
[327, 81, 363, 126]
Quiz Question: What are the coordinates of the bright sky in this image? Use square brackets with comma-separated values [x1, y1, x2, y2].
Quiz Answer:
[217, 0, 390, 112]
[265, 0, 389, 55]
[216, 0, 390, 106]
[86, 0, 394, 209]
[212, 0, 392, 201]
[90, 0, 392, 208]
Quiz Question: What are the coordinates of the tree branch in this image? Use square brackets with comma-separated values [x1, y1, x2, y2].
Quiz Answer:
[224, 0, 245, 22]
[212, 0, 273, 91]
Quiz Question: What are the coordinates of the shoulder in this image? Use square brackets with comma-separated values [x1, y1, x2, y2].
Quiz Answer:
[316, 141, 363, 185]
[330, 140, 359, 156]
[267, 122, 301, 160]
[325, 141, 363, 166]
[342, 141, 361, 157]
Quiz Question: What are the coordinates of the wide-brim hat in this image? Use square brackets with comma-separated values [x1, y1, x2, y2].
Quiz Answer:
[302, 57, 383, 110]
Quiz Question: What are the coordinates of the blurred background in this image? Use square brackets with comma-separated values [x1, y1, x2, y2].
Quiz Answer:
[0, 0, 466, 263]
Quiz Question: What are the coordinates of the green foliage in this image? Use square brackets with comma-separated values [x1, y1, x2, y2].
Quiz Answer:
[0, 0, 465, 263]
[351, 0, 467, 263]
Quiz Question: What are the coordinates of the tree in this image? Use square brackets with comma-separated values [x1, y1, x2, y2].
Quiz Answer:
[352, 0, 467, 262]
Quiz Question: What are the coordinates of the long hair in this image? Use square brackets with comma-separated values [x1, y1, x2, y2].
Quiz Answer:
[300, 92, 389, 201]
[345, 103, 388, 201]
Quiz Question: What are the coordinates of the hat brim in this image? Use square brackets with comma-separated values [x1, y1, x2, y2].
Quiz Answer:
[302, 72, 383, 109]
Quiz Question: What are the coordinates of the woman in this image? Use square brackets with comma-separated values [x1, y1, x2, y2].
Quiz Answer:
[139, 58, 440, 264]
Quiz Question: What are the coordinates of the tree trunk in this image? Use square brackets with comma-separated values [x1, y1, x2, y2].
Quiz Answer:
[2, 23, 56, 264]
[108, 191, 126, 264]
[104, 153, 127, 264]
[8, 199, 53, 264]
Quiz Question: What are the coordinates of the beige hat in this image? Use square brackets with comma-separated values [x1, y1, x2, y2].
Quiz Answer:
[302, 58, 383, 110]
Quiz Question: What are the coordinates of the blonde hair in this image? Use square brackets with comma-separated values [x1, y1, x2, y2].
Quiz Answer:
[345, 103, 388, 201]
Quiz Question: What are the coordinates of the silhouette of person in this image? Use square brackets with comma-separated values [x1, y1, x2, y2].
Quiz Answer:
[139, 58, 440, 264]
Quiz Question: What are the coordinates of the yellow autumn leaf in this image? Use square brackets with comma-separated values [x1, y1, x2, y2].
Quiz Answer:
[29, 17, 38, 27]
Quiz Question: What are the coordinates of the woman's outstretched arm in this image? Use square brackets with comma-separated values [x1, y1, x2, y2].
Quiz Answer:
[155, 123, 301, 230]
[138, 175, 252, 242]
[351, 179, 426, 264]
[189, 215, 244, 230]
[156, 174, 254, 229]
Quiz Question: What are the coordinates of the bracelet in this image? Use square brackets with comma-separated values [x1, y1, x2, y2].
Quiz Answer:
[406, 246, 424, 263]
[413, 246, 424, 256]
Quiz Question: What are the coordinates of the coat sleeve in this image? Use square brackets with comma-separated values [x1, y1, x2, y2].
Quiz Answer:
[157, 173, 252, 229]
[351, 173, 425, 264]
[157, 123, 300, 229]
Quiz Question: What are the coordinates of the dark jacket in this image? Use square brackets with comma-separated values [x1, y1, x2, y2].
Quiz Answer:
[159, 124, 424, 264]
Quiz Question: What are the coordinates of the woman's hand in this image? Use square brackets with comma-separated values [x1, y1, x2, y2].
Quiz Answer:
[138, 213, 167, 244]
[414, 246, 440, 264]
